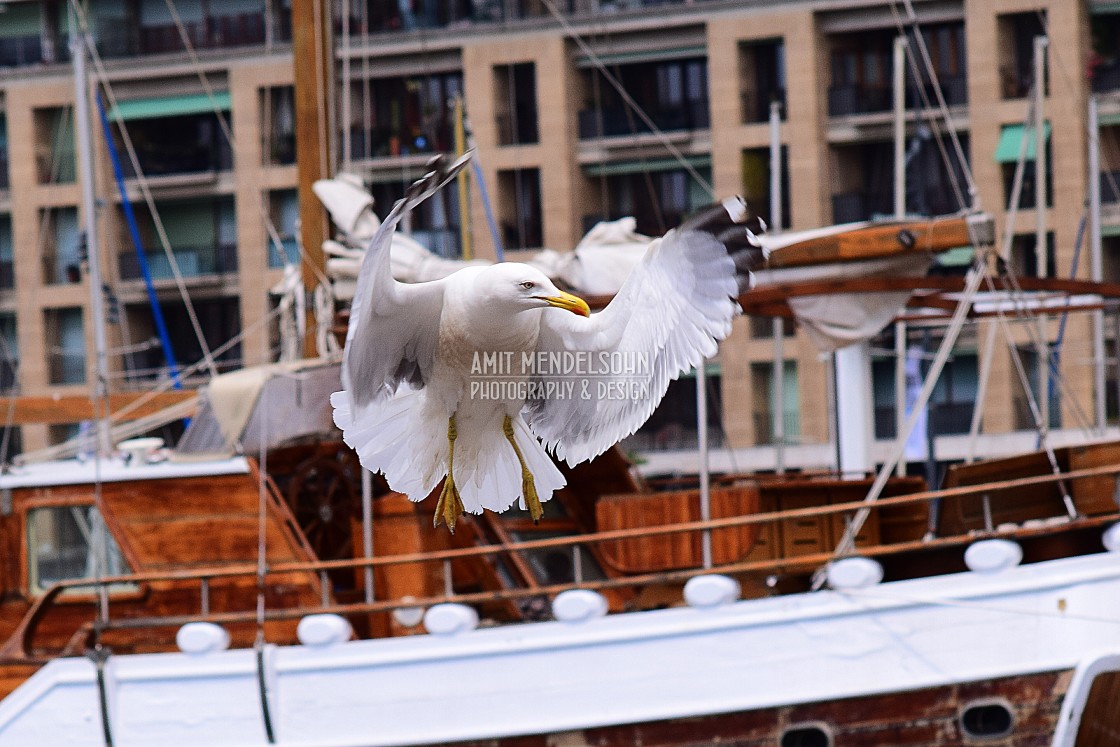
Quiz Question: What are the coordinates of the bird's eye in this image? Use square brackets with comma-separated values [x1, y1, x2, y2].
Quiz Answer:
[520, 281, 535, 290]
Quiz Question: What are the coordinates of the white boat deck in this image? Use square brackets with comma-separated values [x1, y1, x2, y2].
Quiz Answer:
[2, 543, 1119, 746]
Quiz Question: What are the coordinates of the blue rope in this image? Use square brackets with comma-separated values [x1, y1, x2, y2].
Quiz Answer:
[471, 159, 504, 262]
[95, 93, 182, 388]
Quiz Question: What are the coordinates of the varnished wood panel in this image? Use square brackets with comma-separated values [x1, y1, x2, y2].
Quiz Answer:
[940, 449, 1072, 535]
[596, 485, 761, 574]
[1068, 441, 1120, 516]
[1076, 670, 1120, 747]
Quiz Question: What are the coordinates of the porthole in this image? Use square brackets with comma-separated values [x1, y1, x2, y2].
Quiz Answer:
[961, 701, 1014, 739]
[781, 724, 831, 747]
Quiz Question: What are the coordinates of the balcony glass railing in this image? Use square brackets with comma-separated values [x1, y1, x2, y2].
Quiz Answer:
[139, 13, 266, 55]
[118, 243, 238, 280]
[0, 36, 42, 67]
[578, 101, 710, 139]
[122, 140, 233, 177]
[343, 0, 718, 35]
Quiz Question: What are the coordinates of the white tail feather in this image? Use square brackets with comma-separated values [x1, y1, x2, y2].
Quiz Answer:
[331, 390, 566, 513]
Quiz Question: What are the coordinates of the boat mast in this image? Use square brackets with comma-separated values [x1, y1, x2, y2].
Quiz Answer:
[1089, 94, 1107, 432]
[1033, 35, 1050, 434]
[893, 35, 908, 477]
[70, 4, 112, 457]
[769, 99, 785, 474]
[291, 0, 335, 357]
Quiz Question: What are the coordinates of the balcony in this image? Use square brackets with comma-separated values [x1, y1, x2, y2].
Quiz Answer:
[578, 101, 709, 139]
[0, 36, 42, 68]
[139, 13, 266, 55]
[347, 121, 452, 161]
[122, 141, 232, 178]
[828, 84, 891, 117]
[118, 243, 238, 281]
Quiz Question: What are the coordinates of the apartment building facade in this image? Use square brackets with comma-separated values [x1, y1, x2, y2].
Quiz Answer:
[0, 0, 1116, 468]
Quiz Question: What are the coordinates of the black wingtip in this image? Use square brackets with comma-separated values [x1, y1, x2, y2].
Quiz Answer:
[405, 151, 474, 203]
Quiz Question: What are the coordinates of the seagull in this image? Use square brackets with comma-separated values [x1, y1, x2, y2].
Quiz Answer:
[332, 153, 764, 531]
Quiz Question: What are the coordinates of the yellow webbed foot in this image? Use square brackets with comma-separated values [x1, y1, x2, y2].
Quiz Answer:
[503, 415, 543, 524]
[433, 474, 465, 533]
[433, 413, 464, 533]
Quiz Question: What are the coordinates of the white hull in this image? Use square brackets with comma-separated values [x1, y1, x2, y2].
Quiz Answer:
[2, 544, 1119, 746]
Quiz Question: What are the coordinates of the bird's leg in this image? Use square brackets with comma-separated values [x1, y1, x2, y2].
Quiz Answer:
[503, 415, 543, 523]
[433, 413, 464, 532]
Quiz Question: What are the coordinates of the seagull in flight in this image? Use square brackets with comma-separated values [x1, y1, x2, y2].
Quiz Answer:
[332, 153, 763, 531]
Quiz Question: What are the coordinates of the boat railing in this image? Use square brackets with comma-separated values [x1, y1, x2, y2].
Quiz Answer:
[5, 461, 1120, 662]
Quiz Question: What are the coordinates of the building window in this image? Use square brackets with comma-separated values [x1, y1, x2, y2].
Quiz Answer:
[0, 213, 13, 289]
[739, 39, 786, 124]
[41, 207, 82, 285]
[828, 29, 895, 115]
[347, 72, 462, 160]
[751, 360, 799, 446]
[46, 307, 86, 386]
[872, 344, 978, 440]
[960, 701, 1014, 740]
[34, 107, 76, 185]
[830, 142, 893, 222]
[998, 11, 1046, 100]
[119, 197, 238, 280]
[262, 86, 295, 165]
[0, 2, 44, 67]
[268, 189, 300, 268]
[583, 166, 713, 237]
[0, 311, 17, 392]
[1014, 344, 1062, 431]
[26, 505, 133, 594]
[137, 0, 266, 54]
[742, 146, 790, 230]
[368, 180, 462, 258]
[920, 22, 968, 106]
[498, 167, 542, 250]
[494, 62, 538, 146]
[1091, 12, 1120, 93]
[110, 104, 233, 177]
[999, 138, 1052, 210]
[125, 296, 242, 383]
[625, 368, 723, 452]
[0, 114, 9, 190]
[1010, 232, 1056, 279]
[749, 315, 795, 339]
[579, 57, 709, 138]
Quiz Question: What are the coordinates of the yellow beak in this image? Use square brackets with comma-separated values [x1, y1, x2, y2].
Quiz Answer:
[541, 291, 591, 317]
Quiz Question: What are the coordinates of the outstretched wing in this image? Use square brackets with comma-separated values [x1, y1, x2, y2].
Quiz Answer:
[525, 198, 764, 465]
[341, 153, 473, 407]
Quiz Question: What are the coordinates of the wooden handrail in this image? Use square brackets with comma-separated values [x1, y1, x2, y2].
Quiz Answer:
[5, 462, 1118, 659]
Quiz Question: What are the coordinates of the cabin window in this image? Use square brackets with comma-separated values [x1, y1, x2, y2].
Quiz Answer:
[26, 505, 133, 594]
[781, 724, 831, 747]
[960, 701, 1014, 739]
